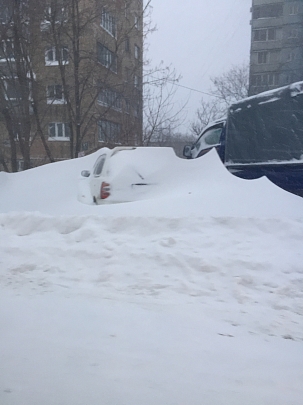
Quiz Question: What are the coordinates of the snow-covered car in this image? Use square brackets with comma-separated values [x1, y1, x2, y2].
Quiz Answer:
[77, 146, 176, 204]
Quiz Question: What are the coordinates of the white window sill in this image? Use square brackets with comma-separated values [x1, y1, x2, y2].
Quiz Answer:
[45, 61, 69, 66]
[97, 62, 117, 74]
[40, 21, 50, 31]
[47, 100, 66, 104]
[97, 101, 122, 112]
[48, 137, 70, 141]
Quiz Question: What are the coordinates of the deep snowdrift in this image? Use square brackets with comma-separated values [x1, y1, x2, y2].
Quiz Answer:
[0, 148, 302, 217]
[0, 149, 303, 405]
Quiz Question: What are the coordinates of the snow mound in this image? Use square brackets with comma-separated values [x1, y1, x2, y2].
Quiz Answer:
[1, 148, 303, 405]
[0, 148, 302, 218]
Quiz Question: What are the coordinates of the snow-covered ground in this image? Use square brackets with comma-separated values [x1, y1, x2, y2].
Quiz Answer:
[0, 149, 303, 405]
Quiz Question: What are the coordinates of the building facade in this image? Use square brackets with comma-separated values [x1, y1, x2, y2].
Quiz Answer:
[0, 0, 143, 171]
[249, 0, 303, 95]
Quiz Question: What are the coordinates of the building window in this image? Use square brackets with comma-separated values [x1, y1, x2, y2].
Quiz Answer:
[124, 67, 130, 82]
[267, 28, 276, 41]
[97, 43, 117, 72]
[125, 37, 130, 52]
[98, 88, 122, 111]
[253, 4, 283, 19]
[0, 4, 12, 23]
[134, 14, 139, 29]
[98, 120, 120, 143]
[285, 73, 295, 85]
[287, 51, 296, 62]
[48, 122, 70, 140]
[41, 5, 67, 30]
[134, 44, 140, 60]
[45, 46, 68, 65]
[134, 74, 140, 88]
[253, 28, 276, 42]
[101, 8, 116, 37]
[0, 41, 14, 60]
[4, 80, 20, 100]
[82, 142, 89, 151]
[17, 160, 24, 171]
[125, 98, 130, 114]
[257, 51, 268, 64]
[289, 28, 299, 38]
[267, 73, 279, 86]
[124, 1, 130, 17]
[44, 5, 67, 22]
[290, 4, 299, 15]
[47, 84, 65, 104]
[134, 101, 140, 118]
[251, 73, 279, 87]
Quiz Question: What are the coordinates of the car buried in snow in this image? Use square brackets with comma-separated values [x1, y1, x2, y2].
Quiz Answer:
[183, 81, 303, 197]
[77, 146, 176, 204]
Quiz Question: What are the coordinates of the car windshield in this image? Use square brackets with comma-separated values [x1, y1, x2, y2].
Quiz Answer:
[194, 125, 223, 154]
[225, 86, 303, 164]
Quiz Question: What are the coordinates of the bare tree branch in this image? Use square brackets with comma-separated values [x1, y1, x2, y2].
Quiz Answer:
[191, 63, 249, 137]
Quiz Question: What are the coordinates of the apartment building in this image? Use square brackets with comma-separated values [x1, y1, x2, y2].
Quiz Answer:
[249, 0, 303, 95]
[0, 0, 143, 171]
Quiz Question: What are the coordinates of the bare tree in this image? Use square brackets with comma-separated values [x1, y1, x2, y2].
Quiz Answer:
[0, 0, 186, 170]
[0, 0, 147, 170]
[211, 63, 249, 107]
[191, 63, 249, 136]
[41, 0, 150, 158]
[0, 0, 32, 171]
[142, 63, 186, 145]
[191, 98, 225, 136]
[0, 0, 54, 172]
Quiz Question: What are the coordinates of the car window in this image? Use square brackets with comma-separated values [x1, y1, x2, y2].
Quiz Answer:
[204, 128, 222, 145]
[195, 126, 223, 154]
[93, 154, 106, 176]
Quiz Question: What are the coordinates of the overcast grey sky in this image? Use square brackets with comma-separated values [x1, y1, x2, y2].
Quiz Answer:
[146, 0, 252, 131]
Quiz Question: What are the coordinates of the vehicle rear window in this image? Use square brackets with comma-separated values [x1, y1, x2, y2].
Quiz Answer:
[93, 154, 106, 176]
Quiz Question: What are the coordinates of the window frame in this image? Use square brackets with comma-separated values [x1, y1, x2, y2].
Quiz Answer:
[288, 28, 299, 39]
[97, 43, 117, 73]
[98, 119, 121, 143]
[134, 14, 139, 30]
[0, 4, 12, 24]
[46, 84, 66, 104]
[3, 79, 21, 101]
[251, 73, 279, 87]
[0, 40, 14, 60]
[290, 4, 299, 15]
[134, 74, 140, 88]
[45, 46, 69, 66]
[253, 28, 276, 42]
[101, 8, 116, 37]
[134, 44, 140, 60]
[44, 4, 68, 23]
[98, 87, 122, 111]
[48, 122, 70, 140]
[253, 3, 283, 19]
[257, 51, 268, 64]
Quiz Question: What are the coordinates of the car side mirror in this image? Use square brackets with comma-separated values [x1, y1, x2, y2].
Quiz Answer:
[81, 170, 90, 177]
[183, 145, 192, 158]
